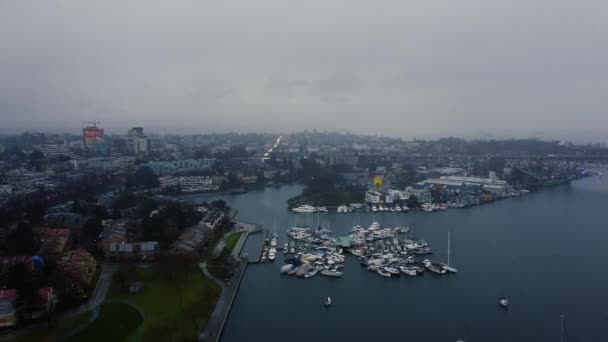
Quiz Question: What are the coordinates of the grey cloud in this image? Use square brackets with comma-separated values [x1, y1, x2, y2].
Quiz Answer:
[0, 0, 607, 142]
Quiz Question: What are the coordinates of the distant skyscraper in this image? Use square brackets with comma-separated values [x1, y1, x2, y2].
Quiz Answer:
[83, 121, 104, 149]
[128, 127, 149, 154]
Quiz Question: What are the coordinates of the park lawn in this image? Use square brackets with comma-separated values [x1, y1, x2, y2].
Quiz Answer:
[224, 232, 243, 254]
[63, 303, 142, 342]
[107, 265, 221, 341]
[20, 310, 94, 342]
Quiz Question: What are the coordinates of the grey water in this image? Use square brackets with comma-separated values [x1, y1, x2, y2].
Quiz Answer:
[184, 175, 608, 341]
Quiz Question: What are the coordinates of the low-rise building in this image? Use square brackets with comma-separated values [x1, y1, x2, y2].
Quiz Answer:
[240, 176, 258, 184]
[158, 176, 219, 193]
[0, 287, 57, 327]
[365, 190, 382, 204]
[109, 241, 160, 260]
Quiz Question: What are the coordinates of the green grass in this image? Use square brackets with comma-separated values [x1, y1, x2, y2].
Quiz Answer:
[106, 265, 221, 341]
[20, 310, 94, 342]
[63, 303, 142, 342]
[224, 232, 243, 254]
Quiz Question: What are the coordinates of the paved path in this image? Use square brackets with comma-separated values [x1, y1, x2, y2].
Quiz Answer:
[198, 262, 227, 341]
[59, 262, 117, 319]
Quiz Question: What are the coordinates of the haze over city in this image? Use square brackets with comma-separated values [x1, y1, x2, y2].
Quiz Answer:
[1, 1, 607, 142]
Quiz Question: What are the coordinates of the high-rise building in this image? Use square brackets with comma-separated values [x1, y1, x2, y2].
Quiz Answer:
[128, 127, 149, 154]
[83, 122, 104, 148]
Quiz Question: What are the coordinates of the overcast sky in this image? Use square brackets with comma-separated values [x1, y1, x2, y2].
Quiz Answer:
[1, 1, 607, 142]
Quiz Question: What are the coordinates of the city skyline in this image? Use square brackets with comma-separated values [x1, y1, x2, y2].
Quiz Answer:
[2, 1, 607, 143]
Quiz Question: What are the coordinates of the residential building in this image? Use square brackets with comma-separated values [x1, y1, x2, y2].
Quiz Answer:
[158, 176, 219, 193]
[127, 127, 149, 154]
[109, 241, 160, 260]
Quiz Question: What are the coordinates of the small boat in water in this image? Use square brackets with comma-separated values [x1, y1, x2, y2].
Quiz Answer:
[377, 268, 391, 277]
[423, 259, 446, 274]
[321, 269, 343, 277]
[499, 297, 509, 309]
[304, 267, 319, 278]
[280, 264, 294, 274]
[291, 205, 317, 213]
[399, 266, 417, 276]
[384, 266, 400, 275]
[324, 296, 332, 307]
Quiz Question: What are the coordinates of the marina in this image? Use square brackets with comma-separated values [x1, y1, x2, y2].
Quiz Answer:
[183, 177, 608, 342]
[275, 222, 457, 279]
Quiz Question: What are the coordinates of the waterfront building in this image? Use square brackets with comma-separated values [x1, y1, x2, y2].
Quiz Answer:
[365, 190, 382, 204]
[404, 187, 432, 203]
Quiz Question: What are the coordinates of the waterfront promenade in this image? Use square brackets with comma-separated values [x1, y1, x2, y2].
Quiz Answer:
[199, 220, 261, 341]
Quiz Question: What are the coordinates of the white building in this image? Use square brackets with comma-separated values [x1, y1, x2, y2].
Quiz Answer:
[365, 190, 382, 204]
[404, 187, 432, 204]
[158, 176, 218, 193]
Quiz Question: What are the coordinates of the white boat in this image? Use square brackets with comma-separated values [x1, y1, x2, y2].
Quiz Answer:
[290, 247, 295, 254]
[316, 206, 328, 212]
[320, 269, 343, 277]
[291, 205, 317, 213]
[395, 206, 402, 212]
[399, 266, 417, 276]
[304, 267, 319, 278]
[337, 205, 349, 213]
[268, 252, 276, 261]
[280, 264, 293, 274]
[499, 297, 509, 309]
[377, 268, 391, 277]
[371, 205, 378, 212]
[402, 205, 409, 212]
[324, 296, 332, 306]
[384, 266, 400, 275]
[421, 203, 434, 212]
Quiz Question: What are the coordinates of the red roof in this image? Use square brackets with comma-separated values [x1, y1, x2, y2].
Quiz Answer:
[0, 290, 17, 301]
[0, 288, 53, 302]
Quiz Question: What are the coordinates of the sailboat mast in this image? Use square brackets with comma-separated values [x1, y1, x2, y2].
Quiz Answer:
[560, 314, 565, 342]
[448, 231, 451, 266]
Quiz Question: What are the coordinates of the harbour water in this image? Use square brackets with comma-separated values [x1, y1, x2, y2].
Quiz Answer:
[184, 175, 608, 341]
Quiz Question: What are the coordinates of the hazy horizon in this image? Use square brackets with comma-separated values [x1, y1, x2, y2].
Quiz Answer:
[1, 1, 607, 143]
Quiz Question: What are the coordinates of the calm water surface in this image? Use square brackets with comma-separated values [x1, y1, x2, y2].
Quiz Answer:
[184, 176, 608, 341]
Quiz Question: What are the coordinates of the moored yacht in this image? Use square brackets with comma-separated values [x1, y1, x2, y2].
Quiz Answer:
[291, 205, 317, 213]
[423, 259, 446, 274]
[377, 268, 391, 277]
[399, 266, 417, 276]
